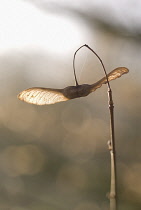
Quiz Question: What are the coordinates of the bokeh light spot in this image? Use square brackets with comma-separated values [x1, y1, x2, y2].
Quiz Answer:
[0, 144, 45, 177]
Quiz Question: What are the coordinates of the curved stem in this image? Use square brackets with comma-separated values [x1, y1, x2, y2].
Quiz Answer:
[73, 44, 111, 89]
[73, 44, 117, 210]
[73, 45, 85, 86]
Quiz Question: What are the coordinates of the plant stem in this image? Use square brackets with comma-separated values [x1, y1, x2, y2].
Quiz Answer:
[73, 44, 118, 210]
[108, 88, 117, 210]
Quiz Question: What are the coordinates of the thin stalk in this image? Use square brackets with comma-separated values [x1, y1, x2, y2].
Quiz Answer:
[73, 44, 117, 210]
[108, 88, 117, 210]
[73, 44, 111, 89]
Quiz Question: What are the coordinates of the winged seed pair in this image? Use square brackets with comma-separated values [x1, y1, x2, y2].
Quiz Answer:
[18, 45, 129, 105]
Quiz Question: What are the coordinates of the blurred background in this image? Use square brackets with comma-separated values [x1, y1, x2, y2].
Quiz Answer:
[0, 0, 140, 209]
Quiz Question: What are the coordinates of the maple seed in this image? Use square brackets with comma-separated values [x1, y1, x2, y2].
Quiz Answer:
[18, 67, 129, 105]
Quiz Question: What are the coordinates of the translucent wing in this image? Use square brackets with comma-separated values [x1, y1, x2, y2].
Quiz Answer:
[18, 67, 129, 105]
[90, 67, 129, 92]
[18, 87, 69, 105]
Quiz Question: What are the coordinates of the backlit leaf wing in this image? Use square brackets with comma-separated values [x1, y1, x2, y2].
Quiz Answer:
[90, 67, 129, 92]
[18, 87, 69, 105]
[18, 67, 129, 105]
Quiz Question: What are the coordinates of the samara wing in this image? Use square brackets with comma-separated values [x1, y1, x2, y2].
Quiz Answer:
[18, 67, 129, 105]
[90, 67, 129, 92]
[18, 87, 69, 105]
